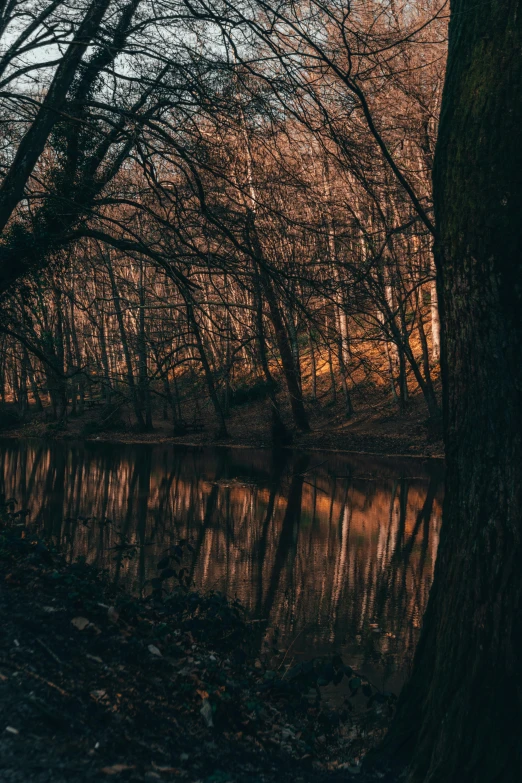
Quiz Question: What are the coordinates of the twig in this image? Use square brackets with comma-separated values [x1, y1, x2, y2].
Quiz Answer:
[0, 657, 69, 697]
[35, 637, 63, 667]
[277, 627, 308, 671]
[23, 668, 70, 697]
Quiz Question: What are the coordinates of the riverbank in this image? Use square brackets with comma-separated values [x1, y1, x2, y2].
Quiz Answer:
[0, 386, 444, 459]
[0, 508, 397, 783]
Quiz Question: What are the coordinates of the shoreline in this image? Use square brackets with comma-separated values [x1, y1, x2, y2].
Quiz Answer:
[0, 428, 445, 463]
[0, 423, 445, 462]
[0, 391, 445, 462]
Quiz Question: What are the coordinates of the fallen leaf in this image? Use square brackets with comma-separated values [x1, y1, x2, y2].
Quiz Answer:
[196, 689, 209, 700]
[107, 606, 119, 623]
[148, 644, 162, 657]
[90, 689, 108, 701]
[200, 698, 213, 727]
[101, 764, 136, 775]
[71, 616, 90, 631]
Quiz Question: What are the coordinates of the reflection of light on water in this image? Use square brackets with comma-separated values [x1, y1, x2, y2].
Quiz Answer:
[0, 439, 443, 692]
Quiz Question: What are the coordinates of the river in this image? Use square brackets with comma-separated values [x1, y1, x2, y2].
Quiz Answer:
[0, 438, 443, 695]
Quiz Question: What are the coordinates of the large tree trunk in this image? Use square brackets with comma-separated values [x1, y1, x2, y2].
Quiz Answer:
[371, 2, 522, 781]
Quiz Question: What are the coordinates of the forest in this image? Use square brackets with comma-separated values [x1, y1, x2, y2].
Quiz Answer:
[0, 1, 521, 782]
[0, 0, 445, 441]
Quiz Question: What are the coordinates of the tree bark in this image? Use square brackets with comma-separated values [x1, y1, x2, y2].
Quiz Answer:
[371, 2, 522, 781]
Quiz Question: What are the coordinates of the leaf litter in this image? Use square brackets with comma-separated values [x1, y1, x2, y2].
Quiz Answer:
[0, 504, 397, 782]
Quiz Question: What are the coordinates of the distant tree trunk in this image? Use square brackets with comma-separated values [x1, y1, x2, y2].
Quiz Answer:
[333, 272, 350, 368]
[236, 115, 308, 433]
[257, 264, 309, 432]
[172, 370, 183, 423]
[397, 342, 408, 409]
[286, 308, 302, 391]
[0, 339, 6, 402]
[246, 215, 310, 432]
[387, 307, 440, 420]
[324, 157, 350, 368]
[308, 328, 317, 403]
[24, 349, 43, 412]
[337, 336, 353, 418]
[162, 372, 179, 427]
[326, 315, 337, 403]
[14, 352, 28, 416]
[51, 286, 68, 420]
[69, 296, 85, 415]
[137, 259, 153, 431]
[430, 261, 441, 362]
[372, 3, 522, 781]
[64, 314, 77, 416]
[258, 268, 309, 431]
[105, 252, 145, 430]
[223, 306, 231, 417]
[415, 290, 437, 412]
[377, 308, 399, 401]
[187, 302, 228, 438]
[253, 266, 288, 443]
[96, 304, 112, 402]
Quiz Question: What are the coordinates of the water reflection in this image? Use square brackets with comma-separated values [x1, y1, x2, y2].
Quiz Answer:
[0, 439, 443, 690]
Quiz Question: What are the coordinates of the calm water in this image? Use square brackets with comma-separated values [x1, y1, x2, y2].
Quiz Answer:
[0, 439, 443, 693]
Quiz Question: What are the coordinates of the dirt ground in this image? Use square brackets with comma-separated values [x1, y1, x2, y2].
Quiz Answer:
[0, 515, 398, 783]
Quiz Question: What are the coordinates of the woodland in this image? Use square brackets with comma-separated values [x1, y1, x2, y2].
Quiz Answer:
[0, 0, 445, 442]
[0, 1, 521, 782]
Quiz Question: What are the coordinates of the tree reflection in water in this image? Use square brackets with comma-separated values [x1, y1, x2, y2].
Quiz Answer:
[0, 439, 443, 691]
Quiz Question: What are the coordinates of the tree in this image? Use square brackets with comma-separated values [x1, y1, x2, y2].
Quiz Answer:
[370, 1, 522, 780]
[0, 0, 113, 234]
[1, 0, 448, 433]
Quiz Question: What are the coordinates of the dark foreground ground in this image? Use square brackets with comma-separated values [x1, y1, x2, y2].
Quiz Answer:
[0, 509, 398, 783]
